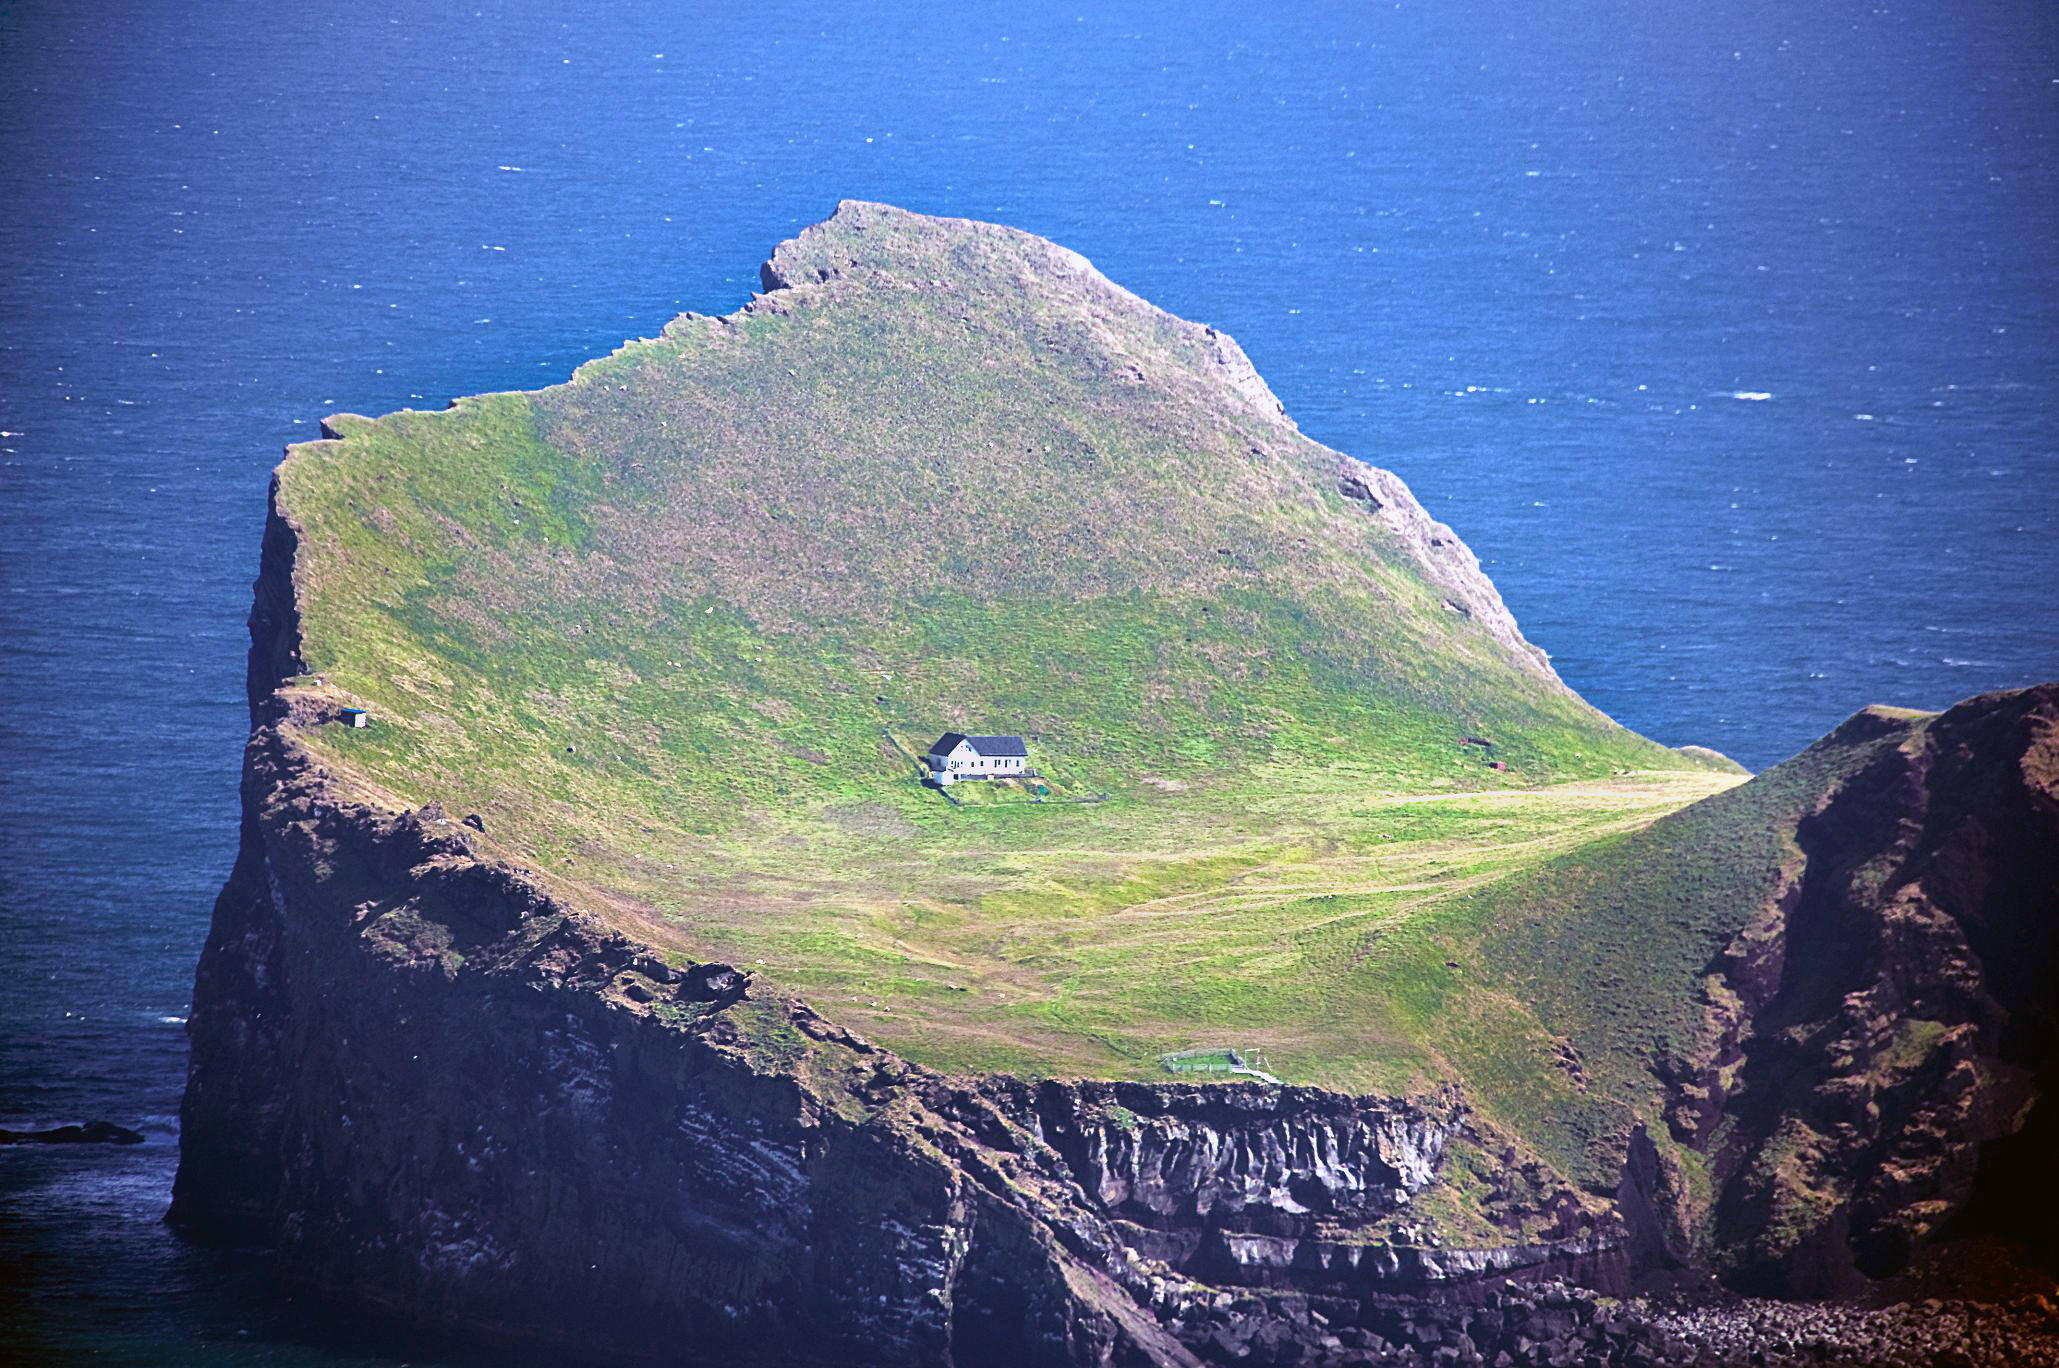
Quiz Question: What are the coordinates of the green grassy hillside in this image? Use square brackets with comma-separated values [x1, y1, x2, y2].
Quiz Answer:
[274, 201, 1736, 1094]
[1441, 709, 1930, 1190]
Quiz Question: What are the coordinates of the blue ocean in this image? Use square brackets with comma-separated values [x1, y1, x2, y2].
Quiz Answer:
[2, 1, 2053, 1360]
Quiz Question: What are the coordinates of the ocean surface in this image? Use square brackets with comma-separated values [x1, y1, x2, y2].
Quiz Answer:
[1, 0, 2053, 1361]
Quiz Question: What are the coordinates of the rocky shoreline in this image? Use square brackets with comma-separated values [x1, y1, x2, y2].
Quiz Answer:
[1171, 1274, 2059, 1366]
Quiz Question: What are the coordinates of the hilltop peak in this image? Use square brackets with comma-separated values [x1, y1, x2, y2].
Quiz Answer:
[756, 200, 1292, 430]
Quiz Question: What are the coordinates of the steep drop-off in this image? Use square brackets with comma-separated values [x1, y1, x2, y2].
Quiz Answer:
[1474, 686, 2059, 1296]
[173, 570, 2059, 1362]
[173, 508, 1630, 1363]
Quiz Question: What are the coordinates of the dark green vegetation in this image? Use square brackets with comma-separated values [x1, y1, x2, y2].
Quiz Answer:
[274, 202, 1740, 1101]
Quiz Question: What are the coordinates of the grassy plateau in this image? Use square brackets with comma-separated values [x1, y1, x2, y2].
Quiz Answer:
[273, 202, 1747, 1144]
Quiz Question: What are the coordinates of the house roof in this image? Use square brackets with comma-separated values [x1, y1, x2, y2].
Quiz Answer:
[927, 732, 1028, 758]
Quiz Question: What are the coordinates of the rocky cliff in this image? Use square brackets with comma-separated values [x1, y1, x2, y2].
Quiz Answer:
[172, 487, 1663, 1366]
[1652, 689, 2059, 1295]
[1465, 678, 2059, 1310]
[177, 688, 1177, 1364]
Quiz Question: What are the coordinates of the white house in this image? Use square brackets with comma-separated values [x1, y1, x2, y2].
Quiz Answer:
[924, 732, 1029, 784]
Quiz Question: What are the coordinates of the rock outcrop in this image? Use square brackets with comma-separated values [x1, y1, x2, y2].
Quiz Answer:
[0, 1121, 145, 1145]
[989, 1081, 1615, 1297]
[1640, 688, 2059, 1296]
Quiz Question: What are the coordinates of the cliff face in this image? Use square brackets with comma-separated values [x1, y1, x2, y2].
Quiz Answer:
[1639, 690, 2059, 1295]
[995, 1081, 1613, 1296]
[170, 800, 1622, 1365]
[177, 706, 1177, 1366]
[170, 736, 1613, 1367]
[960, 1076, 1601, 1325]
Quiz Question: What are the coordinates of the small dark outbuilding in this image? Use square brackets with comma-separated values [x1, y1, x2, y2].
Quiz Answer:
[340, 707, 370, 729]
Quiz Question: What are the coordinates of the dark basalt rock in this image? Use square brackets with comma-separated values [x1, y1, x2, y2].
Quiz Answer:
[0, 1120, 145, 1145]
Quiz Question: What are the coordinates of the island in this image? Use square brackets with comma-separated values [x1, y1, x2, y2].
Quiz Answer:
[172, 202, 2059, 1366]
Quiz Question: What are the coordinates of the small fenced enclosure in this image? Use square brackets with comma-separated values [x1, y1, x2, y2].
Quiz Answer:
[1159, 1046, 1272, 1078]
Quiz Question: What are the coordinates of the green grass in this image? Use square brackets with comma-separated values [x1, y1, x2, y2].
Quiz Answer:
[1434, 711, 1924, 1189]
[273, 203, 1749, 1160]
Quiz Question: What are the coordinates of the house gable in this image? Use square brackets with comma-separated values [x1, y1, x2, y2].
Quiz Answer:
[923, 732, 1030, 781]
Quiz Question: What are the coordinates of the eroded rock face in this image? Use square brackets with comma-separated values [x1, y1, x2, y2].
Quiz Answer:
[1647, 687, 2059, 1296]
[1025, 1081, 1452, 1225]
[961, 1080, 1620, 1303]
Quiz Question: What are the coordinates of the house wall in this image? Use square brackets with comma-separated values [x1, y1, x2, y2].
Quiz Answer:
[926, 743, 1027, 779]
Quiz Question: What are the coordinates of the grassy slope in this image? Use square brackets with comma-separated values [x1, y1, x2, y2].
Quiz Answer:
[273, 201, 1740, 1106]
[1442, 711, 1929, 1192]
